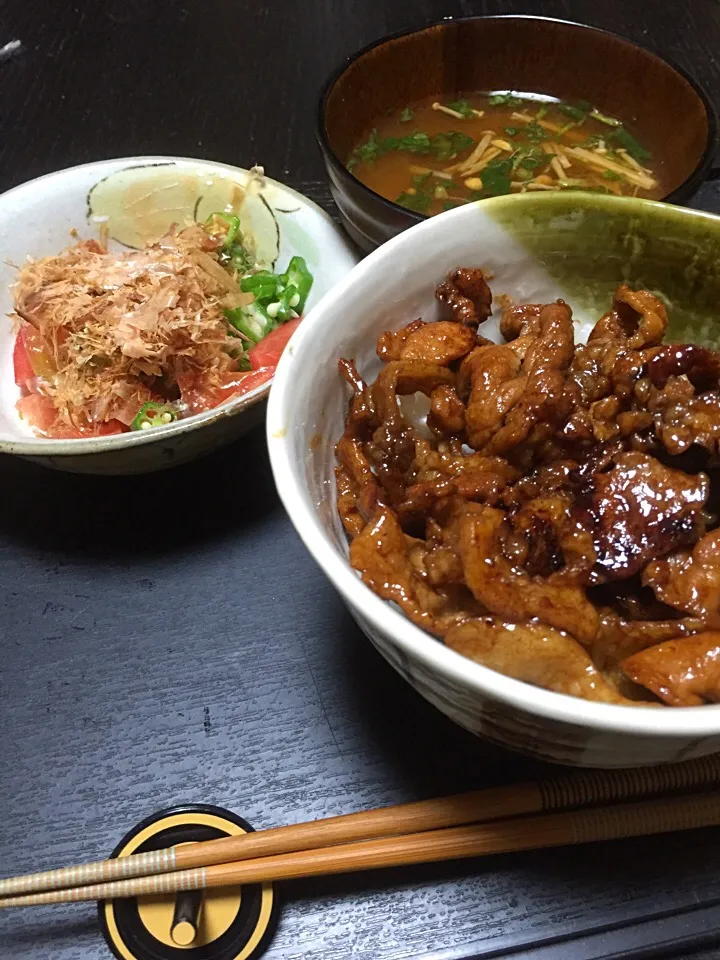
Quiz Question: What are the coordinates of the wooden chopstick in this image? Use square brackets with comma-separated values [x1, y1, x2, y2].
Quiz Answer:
[4, 756, 720, 897]
[2, 791, 719, 909]
[1, 755, 719, 900]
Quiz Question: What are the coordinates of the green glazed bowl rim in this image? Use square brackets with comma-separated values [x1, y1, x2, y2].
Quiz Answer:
[478, 186, 720, 231]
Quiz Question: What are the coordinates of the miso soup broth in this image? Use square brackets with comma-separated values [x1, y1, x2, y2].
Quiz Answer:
[347, 92, 663, 216]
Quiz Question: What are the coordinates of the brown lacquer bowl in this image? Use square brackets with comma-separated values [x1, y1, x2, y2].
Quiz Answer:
[318, 15, 718, 252]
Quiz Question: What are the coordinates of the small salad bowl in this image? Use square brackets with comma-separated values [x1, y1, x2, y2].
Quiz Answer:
[0, 156, 359, 474]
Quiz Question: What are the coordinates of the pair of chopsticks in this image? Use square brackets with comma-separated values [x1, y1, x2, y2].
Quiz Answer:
[2, 754, 720, 909]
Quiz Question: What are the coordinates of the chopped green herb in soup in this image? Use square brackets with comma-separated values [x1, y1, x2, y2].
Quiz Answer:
[347, 93, 661, 216]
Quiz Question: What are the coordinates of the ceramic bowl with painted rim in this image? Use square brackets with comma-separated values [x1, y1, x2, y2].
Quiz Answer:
[268, 191, 720, 767]
[0, 156, 359, 474]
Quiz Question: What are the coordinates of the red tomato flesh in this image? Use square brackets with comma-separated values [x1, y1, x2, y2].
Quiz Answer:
[13, 329, 35, 389]
[16, 394, 57, 433]
[178, 318, 301, 414]
[60, 419, 127, 439]
[178, 369, 274, 415]
[16, 394, 125, 438]
[229, 367, 273, 397]
[248, 317, 302, 370]
[16, 316, 303, 433]
[14, 323, 55, 387]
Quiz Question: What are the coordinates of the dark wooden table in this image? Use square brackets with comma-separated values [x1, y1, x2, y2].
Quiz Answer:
[1, 2, 720, 959]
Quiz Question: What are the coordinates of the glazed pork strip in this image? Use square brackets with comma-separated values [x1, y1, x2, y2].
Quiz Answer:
[335, 267, 720, 706]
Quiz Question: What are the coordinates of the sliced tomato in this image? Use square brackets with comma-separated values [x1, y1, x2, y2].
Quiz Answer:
[13, 329, 34, 389]
[248, 317, 302, 370]
[178, 368, 275, 414]
[13, 323, 55, 388]
[174, 320, 302, 417]
[17, 395, 125, 438]
[177, 373, 223, 415]
[227, 367, 274, 397]
[100, 420, 127, 436]
[58, 419, 127, 439]
[16, 394, 58, 433]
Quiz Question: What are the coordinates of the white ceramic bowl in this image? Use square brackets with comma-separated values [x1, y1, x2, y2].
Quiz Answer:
[267, 192, 720, 767]
[0, 157, 359, 474]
